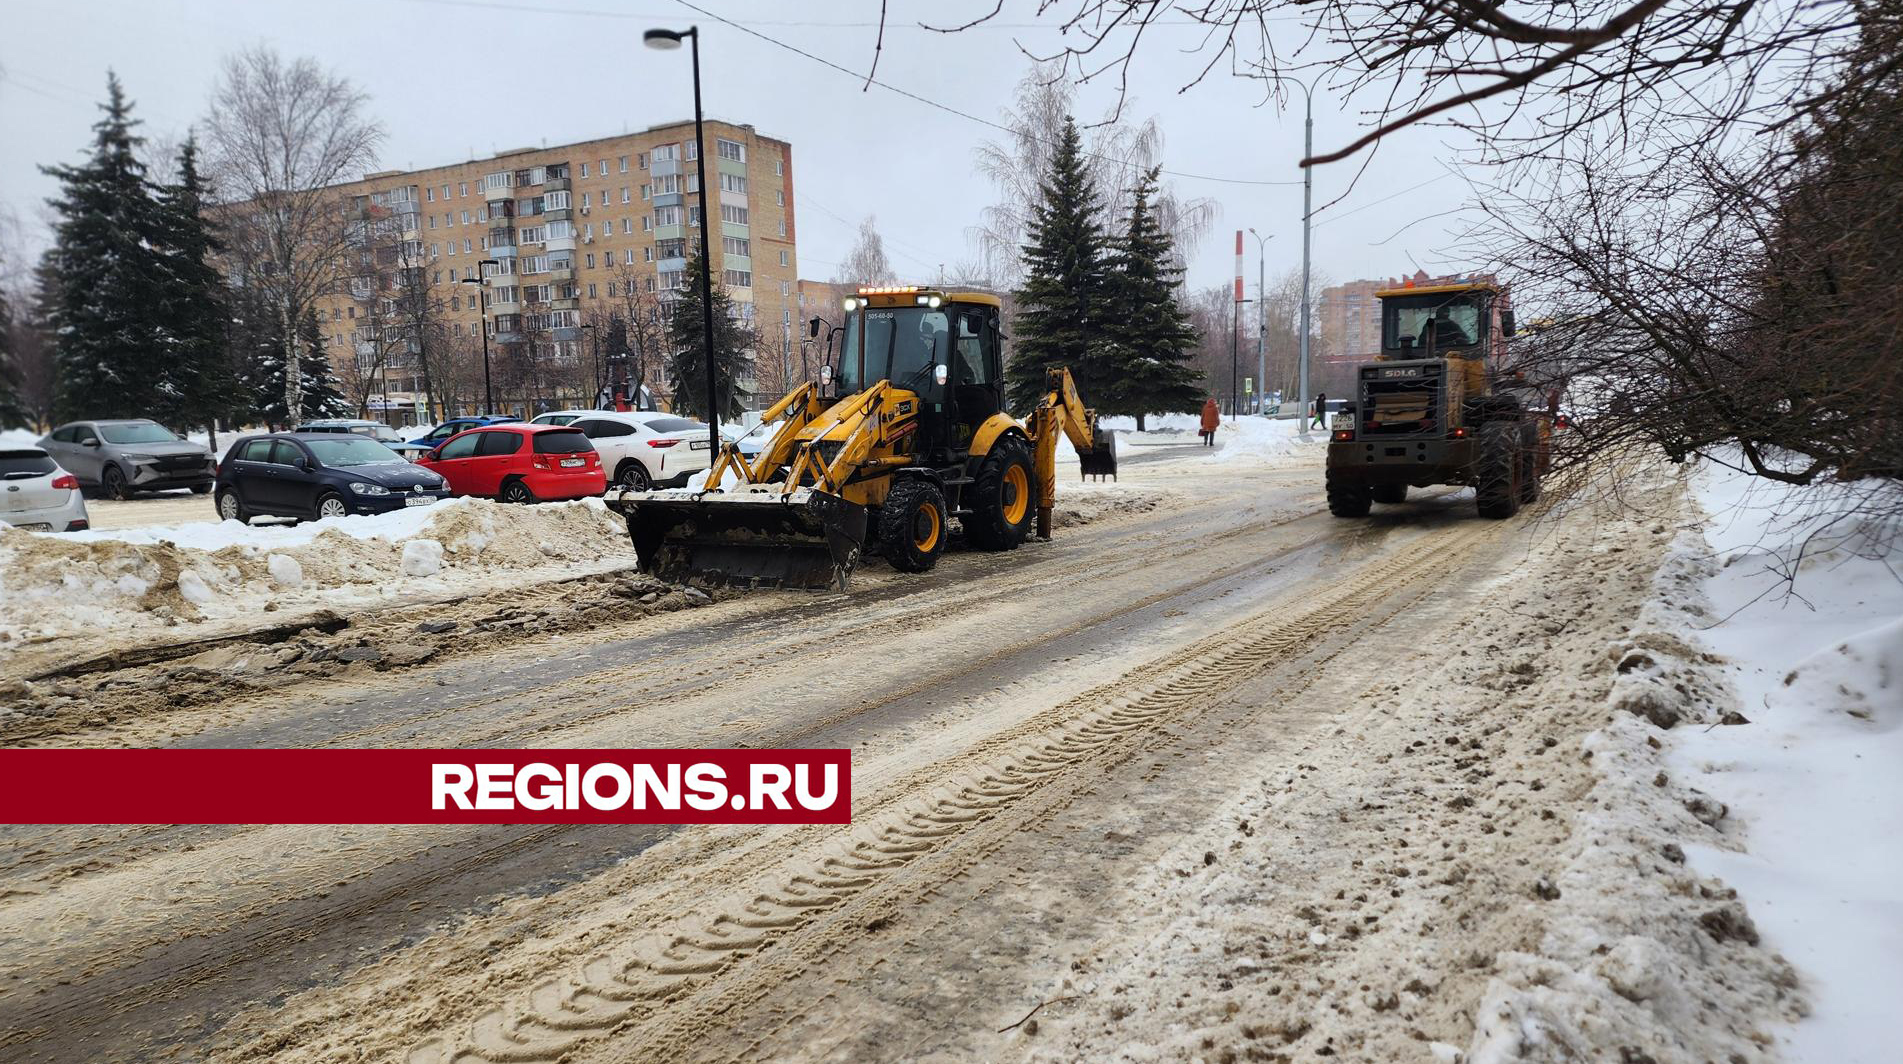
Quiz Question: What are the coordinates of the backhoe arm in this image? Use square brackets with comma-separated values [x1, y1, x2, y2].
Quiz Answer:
[703, 381, 826, 489]
[1027, 367, 1117, 538]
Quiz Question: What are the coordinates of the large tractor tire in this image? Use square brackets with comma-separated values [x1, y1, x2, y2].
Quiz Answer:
[966, 435, 1036, 551]
[1326, 470, 1373, 517]
[1371, 484, 1408, 505]
[879, 477, 949, 573]
[1475, 422, 1523, 519]
[1517, 420, 1543, 505]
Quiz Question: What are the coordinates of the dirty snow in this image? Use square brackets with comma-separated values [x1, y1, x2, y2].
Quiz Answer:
[0, 497, 635, 650]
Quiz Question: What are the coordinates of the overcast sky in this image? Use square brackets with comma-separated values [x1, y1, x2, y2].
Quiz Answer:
[2, 0, 1489, 297]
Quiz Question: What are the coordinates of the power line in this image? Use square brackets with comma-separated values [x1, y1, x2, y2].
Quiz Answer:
[393, 0, 1303, 188]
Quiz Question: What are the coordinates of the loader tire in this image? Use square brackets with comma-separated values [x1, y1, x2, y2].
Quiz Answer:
[1517, 420, 1543, 505]
[1326, 470, 1372, 517]
[1475, 421, 1522, 519]
[1371, 484, 1408, 505]
[966, 435, 1036, 551]
[879, 477, 948, 573]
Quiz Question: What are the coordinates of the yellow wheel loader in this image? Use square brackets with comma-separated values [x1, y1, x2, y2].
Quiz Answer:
[1325, 279, 1552, 519]
[606, 287, 1117, 590]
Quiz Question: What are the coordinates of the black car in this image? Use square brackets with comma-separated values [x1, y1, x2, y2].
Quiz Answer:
[214, 433, 451, 523]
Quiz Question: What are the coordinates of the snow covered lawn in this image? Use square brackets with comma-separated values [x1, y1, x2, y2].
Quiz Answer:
[1659, 458, 1903, 1063]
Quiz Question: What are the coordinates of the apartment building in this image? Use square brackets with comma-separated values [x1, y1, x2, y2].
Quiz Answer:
[315, 119, 798, 418]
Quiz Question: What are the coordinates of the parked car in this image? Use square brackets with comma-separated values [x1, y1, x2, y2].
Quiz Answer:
[0, 447, 89, 532]
[527, 409, 592, 427]
[38, 418, 215, 499]
[417, 424, 606, 503]
[563, 412, 714, 491]
[213, 433, 451, 524]
[297, 418, 430, 457]
[406, 415, 520, 451]
[720, 421, 772, 461]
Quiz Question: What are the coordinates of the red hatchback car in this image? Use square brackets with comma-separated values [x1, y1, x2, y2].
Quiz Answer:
[418, 424, 606, 503]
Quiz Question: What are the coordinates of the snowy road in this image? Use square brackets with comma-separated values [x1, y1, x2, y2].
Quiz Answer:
[0, 446, 1773, 1064]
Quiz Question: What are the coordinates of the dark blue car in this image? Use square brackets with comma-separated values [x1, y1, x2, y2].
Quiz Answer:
[405, 416, 521, 454]
[213, 433, 452, 523]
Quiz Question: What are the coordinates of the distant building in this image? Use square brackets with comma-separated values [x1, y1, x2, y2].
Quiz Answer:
[306, 119, 798, 418]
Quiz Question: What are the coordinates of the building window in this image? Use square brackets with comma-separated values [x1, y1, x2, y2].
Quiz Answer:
[643, 215, 652, 232]
[624, 248, 635, 264]
[582, 192, 591, 209]
[641, 183, 650, 200]
[778, 220, 786, 237]
[620, 187, 630, 204]
[658, 269, 685, 290]
[776, 190, 785, 207]
[451, 295, 461, 311]
[459, 181, 468, 197]
[716, 138, 744, 162]
[464, 238, 473, 253]
[580, 162, 590, 178]
[684, 140, 698, 161]
[653, 205, 681, 227]
[638, 152, 648, 169]
[588, 283, 598, 298]
[586, 253, 596, 268]
[688, 206, 701, 227]
[544, 190, 570, 210]
[460, 210, 470, 224]
[442, 184, 451, 200]
[546, 219, 575, 239]
[654, 144, 676, 162]
[719, 173, 747, 194]
[723, 269, 751, 287]
[781, 280, 790, 296]
[779, 250, 789, 267]
[583, 222, 593, 239]
[720, 204, 749, 225]
[722, 236, 750, 257]
[618, 155, 628, 173]
[774, 159, 783, 177]
[425, 186, 434, 202]
[621, 217, 632, 234]
[599, 159, 607, 175]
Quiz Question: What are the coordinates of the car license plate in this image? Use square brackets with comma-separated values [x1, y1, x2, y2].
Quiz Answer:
[561, 457, 584, 467]
[1330, 414, 1354, 430]
[689, 440, 709, 450]
[404, 495, 435, 507]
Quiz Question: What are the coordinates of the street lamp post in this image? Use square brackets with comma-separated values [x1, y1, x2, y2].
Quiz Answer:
[645, 25, 723, 456]
[459, 257, 500, 415]
[1267, 74, 1323, 433]
[579, 322, 599, 403]
[1248, 229, 1274, 413]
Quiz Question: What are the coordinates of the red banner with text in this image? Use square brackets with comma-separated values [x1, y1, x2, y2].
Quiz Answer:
[0, 748, 851, 825]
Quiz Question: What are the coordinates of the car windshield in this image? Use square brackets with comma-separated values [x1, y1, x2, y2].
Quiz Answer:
[1383, 293, 1484, 352]
[99, 422, 179, 445]
[0, 451, 56, 479]
[644, 416, 706, 434]
[306, 437, 405, 467]
[352, 424, 403, 442]
[837, 306, 949, 394]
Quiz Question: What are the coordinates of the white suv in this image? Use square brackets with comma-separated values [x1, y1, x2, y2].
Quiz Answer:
[562, 411, 714, 490]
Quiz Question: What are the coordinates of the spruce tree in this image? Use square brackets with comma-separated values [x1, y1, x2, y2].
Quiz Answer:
[153, 135, 232, 435]
[229, 287, 345, 428]
[664, 251, 754, 421]
[1008, 115, 1112, 413]
[38, 73, 175, 422]
[1100, 167, 1204, 429]
[0, 286, 23, 426]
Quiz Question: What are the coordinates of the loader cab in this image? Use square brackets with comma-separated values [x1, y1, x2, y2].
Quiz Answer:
[834, 288, 1005, 461]
[1377, 281, 1509, 364]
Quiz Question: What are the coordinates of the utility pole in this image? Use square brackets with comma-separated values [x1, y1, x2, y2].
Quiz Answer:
[1248, 229, 1273, 414]
[1298, 81, 1316, 435]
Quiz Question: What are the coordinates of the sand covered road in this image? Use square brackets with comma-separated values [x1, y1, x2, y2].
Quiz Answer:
[1, 446, 1797, 1064]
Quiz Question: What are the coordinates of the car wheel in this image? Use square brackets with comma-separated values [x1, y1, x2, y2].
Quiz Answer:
[216, 489, 249, 524]
[315, 492, 349, 520]
[101, 464, 131, 501]
[501, 479, 537, 504]
[616, 460, 652, 491]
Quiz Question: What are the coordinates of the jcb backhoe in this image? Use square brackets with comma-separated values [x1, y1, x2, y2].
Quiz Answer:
[606, 286, 1117, 590]
[1325, 278, 1552, 519]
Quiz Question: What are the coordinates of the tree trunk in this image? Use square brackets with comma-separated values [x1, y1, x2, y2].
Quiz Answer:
[280, 296, 302, 421]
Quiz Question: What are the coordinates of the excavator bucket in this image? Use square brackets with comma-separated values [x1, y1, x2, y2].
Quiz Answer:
[608, 487, 868, 591]
[1078, 429, 1118, 481]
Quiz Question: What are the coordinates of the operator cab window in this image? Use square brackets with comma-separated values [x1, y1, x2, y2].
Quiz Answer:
[1383, 294, 1482, 353]
[955, 312, 988, 385]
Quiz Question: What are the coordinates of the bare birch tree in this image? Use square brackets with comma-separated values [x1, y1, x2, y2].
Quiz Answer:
[203, 46, 382, 421]
[833, 216, 896, 288]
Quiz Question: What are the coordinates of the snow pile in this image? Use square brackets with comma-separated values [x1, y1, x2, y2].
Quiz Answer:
[0, 497, 633, 648]
[1661, 457, 1903, 1062]
[1209, 415, 1318, 465]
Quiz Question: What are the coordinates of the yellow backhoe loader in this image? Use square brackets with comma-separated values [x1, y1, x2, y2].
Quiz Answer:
[605, 286, 1117, 590]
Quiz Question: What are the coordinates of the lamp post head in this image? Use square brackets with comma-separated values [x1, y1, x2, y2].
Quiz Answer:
[644, 27, 691, 49]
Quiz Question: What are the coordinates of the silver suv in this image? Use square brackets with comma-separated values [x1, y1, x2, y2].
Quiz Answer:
[39, 419, 216, 499]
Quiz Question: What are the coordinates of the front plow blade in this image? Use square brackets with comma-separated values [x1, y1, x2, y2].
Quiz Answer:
[1079, 429, 1118, 481]
[608, 488, 868, 591]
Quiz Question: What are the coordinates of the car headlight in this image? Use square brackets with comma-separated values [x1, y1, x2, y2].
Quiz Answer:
[122, 452, 156, 462]
[348, 482, 391, 496]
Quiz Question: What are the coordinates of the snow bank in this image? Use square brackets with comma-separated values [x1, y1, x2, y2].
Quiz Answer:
[1658, 457, 1903, 1063]
[0, 496, 634, 648]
